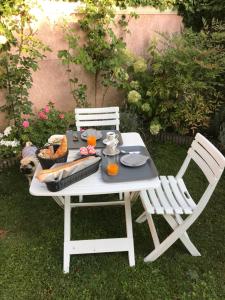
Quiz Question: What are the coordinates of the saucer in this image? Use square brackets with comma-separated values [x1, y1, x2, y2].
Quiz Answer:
[102, 148, 120, 156]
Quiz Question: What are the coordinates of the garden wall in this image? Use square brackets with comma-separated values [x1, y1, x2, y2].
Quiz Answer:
[0, 1, 182, 130]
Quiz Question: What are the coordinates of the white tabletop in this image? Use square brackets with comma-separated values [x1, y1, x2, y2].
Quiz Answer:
[29, 132, 160, 197]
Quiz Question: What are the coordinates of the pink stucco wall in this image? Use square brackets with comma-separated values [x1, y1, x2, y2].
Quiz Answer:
[0, 2, 182, 129]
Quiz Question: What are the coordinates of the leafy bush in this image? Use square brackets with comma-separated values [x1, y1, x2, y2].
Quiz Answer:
[0, 0, 50, 126]
[125, 24, 225, 135]
[176, 0, 225, 31]
[20, 102, 73, 147]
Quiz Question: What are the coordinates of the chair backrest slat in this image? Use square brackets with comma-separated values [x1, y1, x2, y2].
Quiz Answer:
[188, 148, 217, 185]
[76, 113, 119, 121]
[191, 140, 223, 178]
[75, 107, 119, 114]
[75, 107, 120, 130]
[76, 119, 119, 128]
[195, 133, 225, 169]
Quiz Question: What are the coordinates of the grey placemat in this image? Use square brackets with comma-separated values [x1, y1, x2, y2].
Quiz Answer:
[101, 146, 158, 182]
[66, 130, 123, 149]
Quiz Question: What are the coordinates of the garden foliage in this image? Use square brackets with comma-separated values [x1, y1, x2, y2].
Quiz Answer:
[58, 0, 133, 107]
[20, 102, 73, 147]
[0, 0, 50, 128]
[176, 0, 225, 32]
[125, 23, 225, 135]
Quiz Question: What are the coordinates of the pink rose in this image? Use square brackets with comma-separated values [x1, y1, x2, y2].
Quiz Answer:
[44, 105, 50, 113]
[59, 113, 64, 119]
[38, 111, 48, 120]
[22, 120, 29, 128]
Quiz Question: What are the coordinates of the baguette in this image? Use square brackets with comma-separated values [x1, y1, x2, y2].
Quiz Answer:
[36, 156, 96, 182]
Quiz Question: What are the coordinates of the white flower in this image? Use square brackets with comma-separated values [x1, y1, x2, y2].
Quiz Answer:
[0, 133, 3, 139]
[149, 121, 161, 135]
[0, 35, 8, 45]
[128, 90, 141, 104]
[3, 126, 12, 136]
[11, 139, 20, 147]
[0, 139, 20, 147]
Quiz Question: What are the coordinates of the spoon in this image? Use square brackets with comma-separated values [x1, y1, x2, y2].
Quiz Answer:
[120, 150, 141, 154]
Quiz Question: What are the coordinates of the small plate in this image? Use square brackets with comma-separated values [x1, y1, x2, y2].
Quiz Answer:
[81, 129, 102, 141]
[120, 153, 149, 167]
[102, 148, 120, 156]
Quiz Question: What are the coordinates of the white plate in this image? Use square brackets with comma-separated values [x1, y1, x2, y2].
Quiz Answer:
[120, 154, 149, 167]
[81, 129, 102, 140]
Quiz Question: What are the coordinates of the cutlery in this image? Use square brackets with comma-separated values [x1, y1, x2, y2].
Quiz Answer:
[120, 150, 141, 154]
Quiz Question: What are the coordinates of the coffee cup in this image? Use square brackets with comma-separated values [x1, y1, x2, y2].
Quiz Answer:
[106, 131, 118, 141]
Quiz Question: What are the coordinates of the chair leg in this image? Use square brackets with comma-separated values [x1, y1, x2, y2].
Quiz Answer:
[79, 195, 83, 202]
[146, 214, 160, 247]
[119, 192, 123, 200]
[144, 213, 201, 262]
[164, 215, 201, 256]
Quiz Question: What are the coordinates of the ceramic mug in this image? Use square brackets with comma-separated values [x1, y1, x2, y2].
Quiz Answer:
[106, 131, 118, 141]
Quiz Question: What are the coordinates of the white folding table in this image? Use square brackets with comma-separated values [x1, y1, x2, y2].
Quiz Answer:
[30, 132, 160, 273]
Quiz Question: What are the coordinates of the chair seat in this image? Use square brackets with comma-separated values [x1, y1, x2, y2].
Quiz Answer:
[144, 176, 197, 215]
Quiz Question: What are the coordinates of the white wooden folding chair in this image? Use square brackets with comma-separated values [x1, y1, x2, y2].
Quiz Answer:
[75, 106, 121, 202]
[75, 107, 120, 131]
[136, 133, 225, 262]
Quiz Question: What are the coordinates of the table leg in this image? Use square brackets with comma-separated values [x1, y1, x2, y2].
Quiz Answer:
[124, 192, 135, 267]
[63, 196, 71, 273]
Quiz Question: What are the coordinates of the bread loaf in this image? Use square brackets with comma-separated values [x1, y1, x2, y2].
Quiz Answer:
[36, 156, 98, 182]
[53, 135, 67, 158]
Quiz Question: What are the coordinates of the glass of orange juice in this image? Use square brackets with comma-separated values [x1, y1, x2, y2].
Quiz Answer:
[106, 155, 119, 176]
[87, 135, 96, 147]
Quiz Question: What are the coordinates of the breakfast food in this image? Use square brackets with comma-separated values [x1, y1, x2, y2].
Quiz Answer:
[37, 135, 68, 160]
[80, 145, 96, 156]
[80, 147, 88, 156]
[38, 148, 54, 159]
[36, 156, 101, 183]
[48, 135, 64, 145]
[53, 136, 67, 158]
[87, 145, 96, 155]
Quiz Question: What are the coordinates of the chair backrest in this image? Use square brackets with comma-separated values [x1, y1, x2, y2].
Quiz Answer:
[175, 133, 225, 225]
[177, 133, 225, 187]
[75, 107, 120, 131]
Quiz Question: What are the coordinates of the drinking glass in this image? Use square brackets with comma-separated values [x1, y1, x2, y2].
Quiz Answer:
[106, 155, 119, 176]
[87, 135, 96, 146]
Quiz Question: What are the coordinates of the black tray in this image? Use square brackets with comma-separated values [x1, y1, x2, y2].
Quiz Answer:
[101, 146, 158, 182]
[45, 158, 101, 192]
[66, 130, 123, 149]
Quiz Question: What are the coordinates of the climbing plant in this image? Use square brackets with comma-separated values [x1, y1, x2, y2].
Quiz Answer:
[58, 0, 135, 107]
[0, 0, 50, 128]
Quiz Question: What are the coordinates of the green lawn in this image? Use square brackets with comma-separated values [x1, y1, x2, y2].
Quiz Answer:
[0, 141, 225, 299]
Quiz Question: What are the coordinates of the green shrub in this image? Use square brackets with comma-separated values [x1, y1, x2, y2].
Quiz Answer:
[124, 24, 225, 135]
[20, 102, 73, 147]
[176, 0, 225, 31]
[0, 0, 50, 126]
